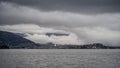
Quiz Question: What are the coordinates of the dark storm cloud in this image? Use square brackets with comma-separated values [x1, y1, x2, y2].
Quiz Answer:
[0, 1, 120, 30]
[0, 0, 120, 14]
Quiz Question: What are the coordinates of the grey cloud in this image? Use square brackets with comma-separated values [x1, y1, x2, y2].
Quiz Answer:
[0, 2, 120, 46]
[0, 2, 120, 31]
[0, 0, 120, 14]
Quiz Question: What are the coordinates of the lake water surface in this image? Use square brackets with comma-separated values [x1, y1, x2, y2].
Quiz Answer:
[0, 49, 120, 68]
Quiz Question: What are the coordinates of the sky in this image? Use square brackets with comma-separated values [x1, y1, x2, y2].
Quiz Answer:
[0, 0, 120, 46]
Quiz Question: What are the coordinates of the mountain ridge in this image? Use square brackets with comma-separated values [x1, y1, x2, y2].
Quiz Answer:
[0, 31, 36, 48]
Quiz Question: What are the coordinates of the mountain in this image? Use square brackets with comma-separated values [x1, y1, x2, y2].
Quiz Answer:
[0, 31, 36, 49]
[15, 32, 69, 37]
[45, 33, 69, 37]
[15, 33, 28, 37]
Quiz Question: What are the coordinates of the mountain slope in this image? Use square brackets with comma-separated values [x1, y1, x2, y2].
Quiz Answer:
[0, 31, 36, 48]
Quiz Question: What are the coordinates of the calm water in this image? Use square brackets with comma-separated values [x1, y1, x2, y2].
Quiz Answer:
[0, 49, 120, 68]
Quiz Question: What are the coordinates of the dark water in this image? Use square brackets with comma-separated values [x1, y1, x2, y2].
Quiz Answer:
[0, 49, 120, 68]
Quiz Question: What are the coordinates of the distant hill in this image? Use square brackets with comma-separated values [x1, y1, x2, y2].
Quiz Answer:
[45, 33, 69, 37]
[15, 33, 28, 37]
[34, 43, 120, 49]
[0, 31, 120, 49]
[0, 31, 36, 49]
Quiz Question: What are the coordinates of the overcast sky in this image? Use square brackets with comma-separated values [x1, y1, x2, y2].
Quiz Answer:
[0, 0, 120, 46]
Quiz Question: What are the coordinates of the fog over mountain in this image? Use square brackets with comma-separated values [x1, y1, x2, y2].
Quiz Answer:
[0, 0, 120, 46]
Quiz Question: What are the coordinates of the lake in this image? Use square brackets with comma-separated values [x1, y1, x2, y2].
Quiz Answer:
[0, 49, 120, 68]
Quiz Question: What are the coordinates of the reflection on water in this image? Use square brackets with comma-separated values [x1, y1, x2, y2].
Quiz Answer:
[0, 49, 120, 68]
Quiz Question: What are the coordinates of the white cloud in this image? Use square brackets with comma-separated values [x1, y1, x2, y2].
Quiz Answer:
[74, 27, 120, 46]
[25, 33, 51, 44]
[50, 33, 84, 45]
[25, 33, 83, 45]
[0, 24, 82, 45]
[0, 24, 68, 34]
